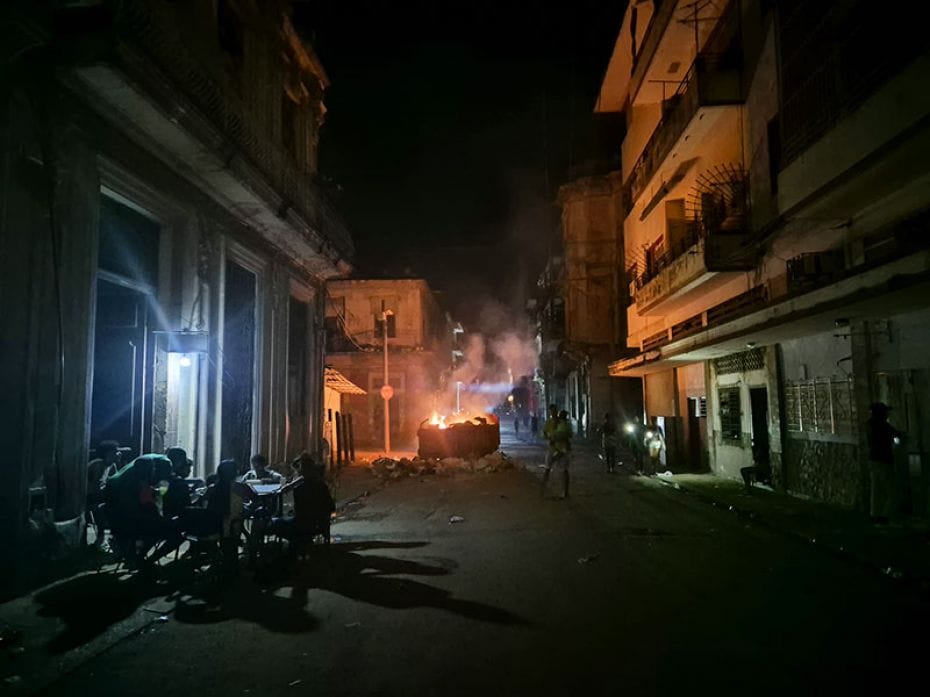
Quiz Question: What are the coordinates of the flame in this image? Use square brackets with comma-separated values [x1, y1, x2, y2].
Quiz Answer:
[426, 411, 498, 430]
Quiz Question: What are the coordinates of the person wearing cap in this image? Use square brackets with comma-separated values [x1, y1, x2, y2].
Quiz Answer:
[866, 402, 904, 523]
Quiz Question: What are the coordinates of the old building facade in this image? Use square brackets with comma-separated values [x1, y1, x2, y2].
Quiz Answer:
[324, 279, 453, 450]
[598, 0, 930, 511]
[536, 173, 642, 437]
[0, 0, 353, 551]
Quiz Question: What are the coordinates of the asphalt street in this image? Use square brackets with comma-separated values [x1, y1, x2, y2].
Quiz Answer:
[33, 433, 930, 696]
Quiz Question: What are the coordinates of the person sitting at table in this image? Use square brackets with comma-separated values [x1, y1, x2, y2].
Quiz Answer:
[104, 454, 182, 567]
[241, 453, 284, 483]
[162, 447, 193, 518]
[86, 440, 122, 546]
[268, 454, 335, 551]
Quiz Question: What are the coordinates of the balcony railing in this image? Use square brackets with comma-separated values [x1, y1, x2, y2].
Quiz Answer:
[112, 0, 354, 260]
[778, 0, 929, 167]
[627, 53, 743, 204]
[627, 169, 751, 300]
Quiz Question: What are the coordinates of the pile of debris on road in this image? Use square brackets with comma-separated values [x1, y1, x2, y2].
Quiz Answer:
[363, 451, 514, 480]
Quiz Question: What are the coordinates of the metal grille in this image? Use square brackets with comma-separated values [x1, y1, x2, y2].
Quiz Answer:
[777, 0, 928, 166]
[714, 348, 765, 375]
[784, 377, 856, 435]
[718, 387, 741, 441]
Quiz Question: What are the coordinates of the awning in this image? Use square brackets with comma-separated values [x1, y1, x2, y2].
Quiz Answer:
[325, 367, 366, 395]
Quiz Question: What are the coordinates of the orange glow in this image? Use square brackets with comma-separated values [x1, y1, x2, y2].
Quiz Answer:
[425, 411, 499, 430]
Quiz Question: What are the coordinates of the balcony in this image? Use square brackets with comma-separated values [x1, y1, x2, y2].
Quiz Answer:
[68, 0, 353, 268]
[627, 53, 743, 206]
[628, 169, 754, 313]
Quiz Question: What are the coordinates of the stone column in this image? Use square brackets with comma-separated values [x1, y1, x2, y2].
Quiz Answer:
[0, 89, 46, 549]
[766, 344, 787, 492]
[51, 123, 100, 524]
[0, 87, 99, 542]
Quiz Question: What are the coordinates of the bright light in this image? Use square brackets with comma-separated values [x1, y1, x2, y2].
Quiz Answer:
[178, 355, 192, 368]
[624, 423, 635, 434]
[507, 395, 514, 403]
[646, 431, 654, 439]
[894, 436, 901, 446]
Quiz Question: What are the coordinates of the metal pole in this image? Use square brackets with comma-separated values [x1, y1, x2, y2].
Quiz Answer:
[347, 413, 356, 462]
[383, 310, 391, 454]
[341, 412, 351, 465]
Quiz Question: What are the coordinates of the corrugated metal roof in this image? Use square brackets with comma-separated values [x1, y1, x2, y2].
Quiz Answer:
[325, 366, 367, 395]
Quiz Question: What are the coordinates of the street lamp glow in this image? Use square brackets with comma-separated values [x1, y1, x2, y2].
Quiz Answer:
[624, 422, 635, 434]
[178, 355, 192, 368]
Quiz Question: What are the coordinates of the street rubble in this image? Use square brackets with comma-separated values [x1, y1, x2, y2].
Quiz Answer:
[363, 451, 515, 481]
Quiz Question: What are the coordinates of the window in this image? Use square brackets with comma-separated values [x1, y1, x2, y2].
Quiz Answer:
[217, 0, 244, 71]
[784, 377, 855, 436]
[374, 313, 396, 339]
[370, 296, 398, 338]
[718, 387, 741, 441]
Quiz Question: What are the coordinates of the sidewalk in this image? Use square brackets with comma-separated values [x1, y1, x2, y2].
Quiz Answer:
[654, 473, 930, 588]
[0, 464, 384, 692]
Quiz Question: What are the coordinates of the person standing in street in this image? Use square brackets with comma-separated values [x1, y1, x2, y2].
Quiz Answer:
[643, 417, 665, 475]
[541, 406, 572, 499]
[866, 402, 903, 524]
[599, 413, 619, 474]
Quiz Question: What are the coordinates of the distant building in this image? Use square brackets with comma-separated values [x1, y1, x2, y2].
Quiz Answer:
[0, 0, 353, 552]
[534, 173, 642, 438]
[324, 279, 454, 449]
[598, 0, 930, 511]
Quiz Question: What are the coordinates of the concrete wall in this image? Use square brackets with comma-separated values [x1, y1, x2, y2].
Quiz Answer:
[327, 279, 440, 350]
[559, 173, 624, 347]
[645, 369, 677, 418]
[777, 331, 859, 504]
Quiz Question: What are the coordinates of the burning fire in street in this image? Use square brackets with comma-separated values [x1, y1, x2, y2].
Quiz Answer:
[418, 411, 500, 459]
[427, 411, 494, 430]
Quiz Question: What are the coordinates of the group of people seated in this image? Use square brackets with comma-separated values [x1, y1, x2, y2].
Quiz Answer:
[86, 442, 335, 572]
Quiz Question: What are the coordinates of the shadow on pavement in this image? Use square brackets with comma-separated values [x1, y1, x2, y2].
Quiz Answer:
[266, 541, 530, 628]
[172, 577, 320, 634]
[33, 570, 168, 654]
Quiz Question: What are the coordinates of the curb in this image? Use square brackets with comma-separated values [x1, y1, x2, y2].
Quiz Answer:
[652, 476, 930, 593]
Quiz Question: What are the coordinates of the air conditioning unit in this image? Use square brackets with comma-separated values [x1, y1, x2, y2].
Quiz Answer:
[788, 249, 845, 284]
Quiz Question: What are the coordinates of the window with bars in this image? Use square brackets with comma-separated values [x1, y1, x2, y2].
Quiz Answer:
[718, 387, 742, 441]
[784, 377, 855, 435]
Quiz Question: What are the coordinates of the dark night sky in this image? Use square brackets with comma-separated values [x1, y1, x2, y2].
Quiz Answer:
[295, 1, 626, 328]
